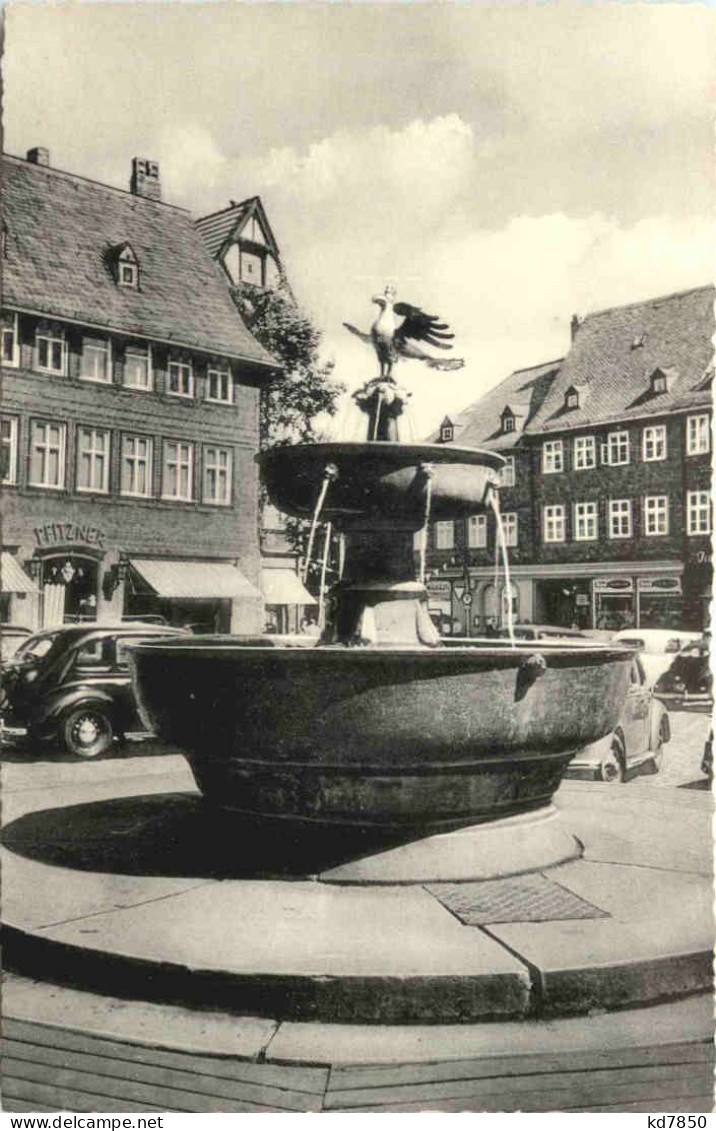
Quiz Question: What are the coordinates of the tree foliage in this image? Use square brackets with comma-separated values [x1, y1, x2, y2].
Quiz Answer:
[231, 282, 343, 448]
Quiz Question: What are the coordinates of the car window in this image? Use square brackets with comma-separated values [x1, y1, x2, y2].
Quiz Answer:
[630, 658, 645, 686]
[74, 639, 110, 668]
[618, 637, 644, 651]
[16, 632, 60, 659]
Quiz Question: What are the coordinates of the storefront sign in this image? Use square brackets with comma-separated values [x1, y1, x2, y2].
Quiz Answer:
[575, 594, 589, 606]
[427, 580, 452, 597]
[34, 522, 106, 550]
[593, 578, 633, 594]
[637, 577, 682, 595]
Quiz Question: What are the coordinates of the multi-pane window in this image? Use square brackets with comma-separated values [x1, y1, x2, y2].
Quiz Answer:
[502, 513, 518, 547]
[203, 446, 232, 506]
[124, 343, 152, 390]
[609, 499, 632, 538]
[573, 435, 596, 470]
[644, 496, 669, 536]
[574, 501, 598, 541]
[167, 359, 194, 398]
[502, 414, 515, 434]
[686, 414, 710, 456]
[36, 324, 66, 374]
[77, 427, 110, 493]
[2, 312, 19, 367]
[543, 505, 566, 543]
[642, 425, 666, 462]
[80, 336, 112, 383]
[687, 491, 711, 536]
[435, 521, 454, 550]
[542, 440, 564, 474]
[29, 420, 66, 488]
[1, 417, 18, 484]
[121, 435, 153, 498]
[207, 368, 233, 404]
[467, 514, 487, 548]
[162, 440, 194, 501]
[500, 456, 516, 487]
[606, 431, 630, 465]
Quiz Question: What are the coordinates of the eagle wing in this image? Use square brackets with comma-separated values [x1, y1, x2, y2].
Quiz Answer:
[343, 321, 373, 346]
[393, 303, 455, 351]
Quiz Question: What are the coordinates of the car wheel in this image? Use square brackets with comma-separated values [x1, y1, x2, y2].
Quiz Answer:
[600, 736, 626, 784]
[651, 716, 669, 771]
[62, 704, 115, 759]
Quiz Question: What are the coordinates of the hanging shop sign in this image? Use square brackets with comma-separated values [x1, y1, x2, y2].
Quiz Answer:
[637, 576, 682, 595]
[593, 578, 633, 594]
[427, 580, 452, 598]
[33, 522, 106, 550]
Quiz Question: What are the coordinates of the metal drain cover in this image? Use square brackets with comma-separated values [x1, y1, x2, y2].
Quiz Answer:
[428, 873, 610, 925]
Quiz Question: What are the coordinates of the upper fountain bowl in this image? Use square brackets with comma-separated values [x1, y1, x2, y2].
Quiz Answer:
[259, 442, 505, 529]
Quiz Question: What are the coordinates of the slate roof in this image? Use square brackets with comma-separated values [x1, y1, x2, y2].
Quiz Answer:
[2, 154, 276, 368]
[531, 285, 714, 433]
[428, 359, 562, 451]
[433, 285, 713, 447]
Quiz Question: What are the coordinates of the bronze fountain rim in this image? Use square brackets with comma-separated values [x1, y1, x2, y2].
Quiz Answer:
[257, 440, 506, 470]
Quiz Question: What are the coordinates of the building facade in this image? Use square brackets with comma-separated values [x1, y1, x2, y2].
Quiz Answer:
[1, 149, 277, 635]
[424, 286, 713, 634]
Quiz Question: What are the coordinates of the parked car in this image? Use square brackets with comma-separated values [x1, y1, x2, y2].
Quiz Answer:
[611, 628, 702, 685]
[0, 623, 188, 758]
[701, 730, 713, 783]
[498, 624, 587, 642]
[1, 625, 32, 665]
[565, 654, 670, 783]
[653, 637, 712, 712]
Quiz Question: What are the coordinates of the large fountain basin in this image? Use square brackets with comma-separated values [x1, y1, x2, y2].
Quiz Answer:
[130, 638, 632, 834]
[260, 442, 505, 526]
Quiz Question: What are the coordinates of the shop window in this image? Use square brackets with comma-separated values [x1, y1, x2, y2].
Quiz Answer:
[203, 445, 232, 506]
[29, 420, 66, 489]
[502, 513, 518, 547]
[207, 367, 233, 405]
[467, 514, 487, 548]
[124, 342, 153, 390]
[162, 440, 194, 501]
[642, 425, 666, 462]
[36, 323, 66, 375]
[2, 311, 19, 367]
[573, 435, 596, 470]
[500, 456, 516, 487]
[77, 427, 110, 494]
[167, 359, 194, 398]
[435, 521, 454, 550]
[608, 499, 632, 539]
[603, 431, 630, 466]
[644, 496, 669, 537]
[687, 491, 711, 536]
[542, 440, 563, 474]
[543, 505, 565, 543]
[1, 416, 18, 484]
[80, 336, 112, 384]
[574, 501, 598, 541]
[686, 414, 710, 456]
[121, 435, 153, 497]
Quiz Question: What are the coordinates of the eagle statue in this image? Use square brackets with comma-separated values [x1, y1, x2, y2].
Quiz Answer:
[343, 286, 465, 378]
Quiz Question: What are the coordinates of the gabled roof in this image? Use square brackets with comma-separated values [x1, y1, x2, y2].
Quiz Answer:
[427, 359, 562, 450]
[532, 285, 714, 433]
[195, 196, 282, 266]
[2, 154, 276, 369]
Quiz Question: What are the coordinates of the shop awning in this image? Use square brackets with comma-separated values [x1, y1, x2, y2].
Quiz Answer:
[131, 559, 261, 600]
[261, 568, 317, 606]
[1, 553, 37, 594]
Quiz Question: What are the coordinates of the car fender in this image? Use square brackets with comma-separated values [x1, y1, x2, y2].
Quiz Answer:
[33, 687, 119, 732]
[649, 700, 670, 749]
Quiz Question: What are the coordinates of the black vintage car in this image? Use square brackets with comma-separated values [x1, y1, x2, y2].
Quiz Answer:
[0, 623, 188, 757]
[653, 637, 712, 712]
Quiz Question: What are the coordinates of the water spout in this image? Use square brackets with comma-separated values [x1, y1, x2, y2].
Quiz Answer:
[489, 488, 516, 649]
[302, 462, 338, 584]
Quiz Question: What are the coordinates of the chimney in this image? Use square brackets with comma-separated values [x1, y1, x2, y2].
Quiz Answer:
[27, 147, 49, 167]
[130, 158, 161, 201]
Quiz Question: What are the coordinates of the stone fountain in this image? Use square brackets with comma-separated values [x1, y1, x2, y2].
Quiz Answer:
[130, 366, 633, 866]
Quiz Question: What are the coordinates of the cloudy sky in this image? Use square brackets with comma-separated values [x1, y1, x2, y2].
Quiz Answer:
[4, 2, 714, 436]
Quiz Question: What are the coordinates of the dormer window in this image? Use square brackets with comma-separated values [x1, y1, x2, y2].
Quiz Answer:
[649, 366, 677, 395]
[502, 411, 515, 434]
[565, 390, 579, 409]
[632, 333, 646, 349]
[113, 243, 139, 289]
[439, 416, 454, 443]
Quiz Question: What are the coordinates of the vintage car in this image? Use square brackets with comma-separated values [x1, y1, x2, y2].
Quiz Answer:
[0, 622, 188, 758]
[1, 625, 32, 664]
[565, 654, 670, 783]
[653, 637, 712, 712]
[498, 624, 587, 642]
[611, 628, 702, 685]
